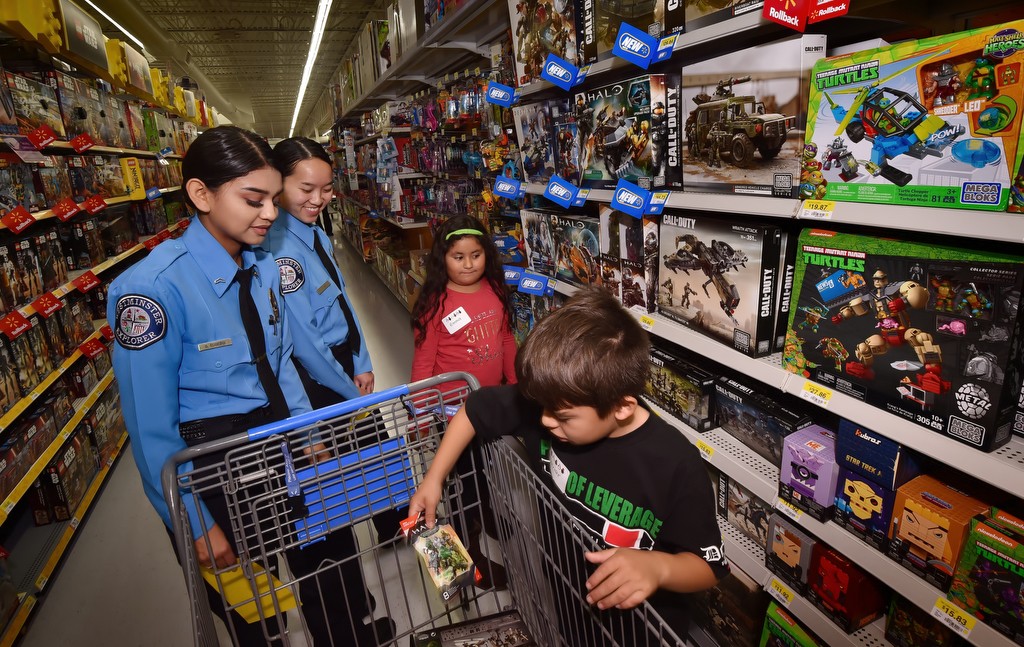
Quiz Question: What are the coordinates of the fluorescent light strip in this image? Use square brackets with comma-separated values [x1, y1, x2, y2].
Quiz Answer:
[83, 0, 147, 53]
[289, 0, 333, 138]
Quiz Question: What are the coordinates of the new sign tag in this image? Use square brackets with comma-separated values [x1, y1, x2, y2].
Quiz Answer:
[493, 176, 522, 199]
[517, 271, 548, 296]
[611, 179, 656, 218]
[540, 54, 589, 91]
[544, 175, 581, 208]
[503, 265, 524, 285]
[612, 23, 675, 69]
[485, 82, 521, 107]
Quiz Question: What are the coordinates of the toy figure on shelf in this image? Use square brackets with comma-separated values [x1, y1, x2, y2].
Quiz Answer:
[821, 137, 850, 171]
[770, 525, 805, 584]
[797, 304, 828, 333]
[893, 498, 952, 566]
[788, 446, 824, 499]
[956, 283, 992, 318]
[816, 337, 849, 371]
[811, 551, 850, 612]
[966, 58, 997, 101]
[923, 62, 963, 108]
[842, 478, 884, 522]
[930, 275, 956, 312]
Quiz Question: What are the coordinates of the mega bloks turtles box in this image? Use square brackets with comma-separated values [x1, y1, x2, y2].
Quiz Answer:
[804, 21, 1024, 211]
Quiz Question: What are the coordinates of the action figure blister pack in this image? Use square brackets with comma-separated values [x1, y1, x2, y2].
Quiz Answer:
[784, 228, 1024, 452]
[405, 517, 475, 602]
[658, 211, 782, 357]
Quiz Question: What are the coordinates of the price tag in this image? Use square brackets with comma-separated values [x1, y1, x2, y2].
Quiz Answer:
[472, 128, 477, 137]
[2, 205, 36, 233]
[70, 517, 80, 529]
[78, 337, 106, 359]
[156, 228, 172, 243]
[35, 575, 48, 591]
[2, 500, 14, 514]
[51, 198, 81, 221]
[800, 381, 833, 408]
[474, 67, 481, 76]
[450, 136, 456, 143]
[69, 133, 96, 153]
[0, 311, 31, 340]
[931, 597, 976, 638]
[695, 439, 715, 461]
[799, 199, 836, 220]
[31, 293, 63, 318]
[453, 71, 460, 80]
[82, 195, 108, 214]
[766, 577, 794, 608]
[444, 74, 450, 83]
[26, 125, 58, 149]
[775, 498, 803, 522]
[461, 134, 466, 142]
[72, 271, 101, 293]
[639, 315, 655, 331]
[100, 324, 113, 341]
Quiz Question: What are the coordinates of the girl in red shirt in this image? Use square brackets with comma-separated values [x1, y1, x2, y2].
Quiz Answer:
[410, 215, 517, 588]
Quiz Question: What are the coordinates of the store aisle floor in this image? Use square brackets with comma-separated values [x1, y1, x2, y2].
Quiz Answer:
[20, 234, 416, 647]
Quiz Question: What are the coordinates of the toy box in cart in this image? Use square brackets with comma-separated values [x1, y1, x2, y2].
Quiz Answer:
[658, 211, 782, 357]
[574, 73, 679, 190]
[783, 228, 1024, 452]
[412, 609, 535, 646]
[803, 21, 1024, 211]
[681, 35, 826, 198]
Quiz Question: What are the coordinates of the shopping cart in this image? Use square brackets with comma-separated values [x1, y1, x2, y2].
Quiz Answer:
[162, 373, 686, 647]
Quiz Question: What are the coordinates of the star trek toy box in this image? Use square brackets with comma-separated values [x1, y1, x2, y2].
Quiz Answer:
[833, 418, 921, 551]
[887, 474, 989, 591]
[645, 340, 717, 432]
[783, 228, 1024, 452]
[766, 513, 816, 594]
[658, 211, 782, 357]
[681, 34, 826, 198]
[779, 425, 840, 521]
[803, 20, 1024, 211]
[714, 374, 813, 468]
[573, 73, 679, 190]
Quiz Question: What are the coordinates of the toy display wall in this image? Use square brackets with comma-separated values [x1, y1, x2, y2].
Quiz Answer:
[335, 1, 1024, 647]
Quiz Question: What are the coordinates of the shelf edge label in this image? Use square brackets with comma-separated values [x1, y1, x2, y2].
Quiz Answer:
[799, 381, 833, 408]
[930, 597, 976, 638]
[766, 577, 794, 608]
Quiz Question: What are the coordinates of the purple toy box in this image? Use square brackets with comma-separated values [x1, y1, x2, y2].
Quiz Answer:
[779, 425, 839, 521]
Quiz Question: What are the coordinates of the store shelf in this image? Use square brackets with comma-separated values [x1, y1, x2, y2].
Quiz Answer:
[340, 194, 372, 212]
[354, 127, 412, 145]
[0, 366, 113, 526]
[648, 400, 1019, 647]
[42, 142, 183, 159]
[370, 265, 413, 313]
[376, 214, 431, 230]
[523, 184, 801, 219]
[159, 186, 182, 194]
[0, 594, 36, 647]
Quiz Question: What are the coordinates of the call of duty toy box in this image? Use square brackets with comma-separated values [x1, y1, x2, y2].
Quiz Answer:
[681, 35, 826, 198]
[887, 474, 990, 591]
[833, 419, 922, 551]
[779, 425, 840, 521]
[717, 471, 771, 551]
[714, 375, 812, 468]
[783, 228, 1024, 452]
[803, 20, 1024, 211]
[573, 73, 678, 190]
[412, 609, 534, 646]
[766, 512, 816, 594]
[692, 566, 770, 647]
[551, 212, 601, 289]
[658, 211, 782, 357]
[686, 0, 763, 33]
[645, 341, 716, 431]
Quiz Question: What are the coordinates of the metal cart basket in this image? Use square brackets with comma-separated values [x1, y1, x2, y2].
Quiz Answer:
[162, 373, 686, 646]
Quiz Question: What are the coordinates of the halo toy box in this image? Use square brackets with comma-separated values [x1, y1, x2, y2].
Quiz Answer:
[783, 228, 1024, 452]
[550, 212, 601, 289]
[948, 509, 1024, 643]
[4, 72, 66, 138]
[507, 0, 580, 86]
[520, 208, 557, 277]
[833, 419, 921, 551]
[645, 341, 717, 432]
[766, 513, 816, 594]
[887, 474, 990, 591]
[412, 609, 534, 646]
[885, 593, 967, 647]
[513, 99, 558, 183]
[779, 425, 840, 521]
[598, 205, 623, 302]
[692, 566, 771, 647]
[803, 21, 1024, 211]
[717, 471, 771, 551]
[681, 35, 826, 198]
[686, 0, 763, 33]
[807, 543, 886, 633]
[714, 375, 812, 468]
[658, 211, 782, 357]
[574, 74, 679, 190]
[601, 205, 659, 312]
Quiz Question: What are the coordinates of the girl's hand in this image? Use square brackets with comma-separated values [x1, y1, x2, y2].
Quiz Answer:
[303, 442, 332, 464]
[195, 524, 237, 570]
[354, 372, 375, 396]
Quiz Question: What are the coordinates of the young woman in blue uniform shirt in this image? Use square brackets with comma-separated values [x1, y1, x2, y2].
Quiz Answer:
[109, 126, 393, 646]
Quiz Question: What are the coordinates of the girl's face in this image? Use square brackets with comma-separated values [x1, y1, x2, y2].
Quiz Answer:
[279, 158, 334, 224]
[445, 237, 486, 291]
[187, 167, 282, 254]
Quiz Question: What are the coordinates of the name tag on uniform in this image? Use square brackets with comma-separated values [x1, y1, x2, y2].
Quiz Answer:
[316, 281, 332, 294]
[442, 307, 471, 334]
[198, 338, 233, 351]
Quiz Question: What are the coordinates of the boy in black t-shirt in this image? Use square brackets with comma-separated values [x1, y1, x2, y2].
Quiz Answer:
[409, 288, 729, 640]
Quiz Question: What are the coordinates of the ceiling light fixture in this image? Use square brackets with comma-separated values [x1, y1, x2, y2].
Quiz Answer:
[82, 0, 147, 52]
[289, 0, 333, 138]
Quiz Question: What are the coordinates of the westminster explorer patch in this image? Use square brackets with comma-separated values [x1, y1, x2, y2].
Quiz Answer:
[114, 294, 167, 350]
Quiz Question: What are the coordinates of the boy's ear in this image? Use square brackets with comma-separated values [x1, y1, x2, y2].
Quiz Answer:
[612, 396, 639, 421]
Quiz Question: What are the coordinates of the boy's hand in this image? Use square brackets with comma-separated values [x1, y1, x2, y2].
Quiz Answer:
[584, 548, 663, 610]
[408, 476, 443, 529]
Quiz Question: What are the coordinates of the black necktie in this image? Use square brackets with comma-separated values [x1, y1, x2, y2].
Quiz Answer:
[312, 230, 361, 354]
[236, 267, 290, 419]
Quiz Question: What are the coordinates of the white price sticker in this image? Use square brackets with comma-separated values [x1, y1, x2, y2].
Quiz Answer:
[2, 500, 14, 514]
[639, 315, 655, 332]
[70, 517, 80, 529]
[800, 381, 833, 408]
[931, 598, 975, 638]
[766, 577, 794, 608]
[695, 439, 714, 461]
[35, 575, 48, 591]
[799, 199, 836, 220]
[775, 498, 803, 522]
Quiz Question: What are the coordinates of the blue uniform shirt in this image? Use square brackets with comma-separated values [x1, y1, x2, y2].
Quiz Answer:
[108, 217, 312, 539]
[264, 210, 371, 401]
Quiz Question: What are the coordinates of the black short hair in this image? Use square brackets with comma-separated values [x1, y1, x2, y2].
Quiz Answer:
[181, 126, 274, 210]
[516, 288, 650, 417]
[272, 136, 332, 178]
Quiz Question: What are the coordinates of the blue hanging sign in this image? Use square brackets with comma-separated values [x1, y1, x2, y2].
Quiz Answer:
[540, 54, 589, 91]
[612, 23, 676, 69]
[504, 265, 524, 285]
[543, 175, 581, 208]
[517, 271, 549, 296]
[493, 176, 523, 199]
[485, 82, 520, 107]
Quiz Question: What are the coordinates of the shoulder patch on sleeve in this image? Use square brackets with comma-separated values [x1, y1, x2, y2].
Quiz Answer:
[276, 257, 304, 294]
[114, 294, 167, 350]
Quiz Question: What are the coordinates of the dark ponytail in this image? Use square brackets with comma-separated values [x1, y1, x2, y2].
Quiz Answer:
[272, 137, 333, 178]
[181, 126, 275, 211]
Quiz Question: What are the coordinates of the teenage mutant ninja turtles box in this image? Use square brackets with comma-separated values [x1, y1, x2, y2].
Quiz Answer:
[681, 34, 826, 198]
[804, 20, 1024, 211]
[658, 211, 782, 357]
[784, 228, 1024, 452]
